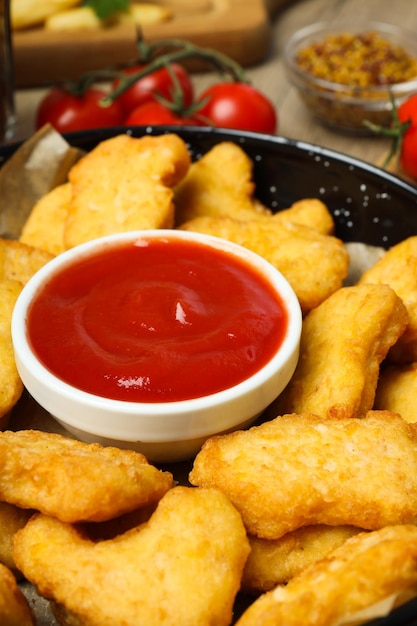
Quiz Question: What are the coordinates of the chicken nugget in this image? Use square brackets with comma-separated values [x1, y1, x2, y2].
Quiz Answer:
[64, 133, 190, 249]
[0, 238, 54, 284]
[358, 236, 417, 362]
[276, 198, 335, 235]
[14, 486, 250, 626]
[174, 141, 271, 226]
[0, 430, 173, 522]
[236, 525, 417, 626]
[375, 362, 417, 422]
[180, 216, 349, 314]
[0, 563, 35, 626]
[0, 280, 24, 426]
[268, 284, 408, 419]
[190, 411, 417, 539]
[242, 525, 362, 592]
[19, 182, 70, 255]
[0, 502, 32, 576]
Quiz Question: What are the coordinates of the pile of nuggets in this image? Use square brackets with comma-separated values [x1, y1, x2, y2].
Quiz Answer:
[2, 132, 417, 625]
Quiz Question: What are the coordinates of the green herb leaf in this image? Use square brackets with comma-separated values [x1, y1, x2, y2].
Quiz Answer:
[84, 0, 130, 21]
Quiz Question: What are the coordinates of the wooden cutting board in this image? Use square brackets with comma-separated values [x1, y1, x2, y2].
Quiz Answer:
[12, 0, 292, 88]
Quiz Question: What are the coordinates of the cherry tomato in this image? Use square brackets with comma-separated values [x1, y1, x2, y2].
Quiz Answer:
[112, 63, 194, 116]
[36, 87, 124, 133]
[196, 83, 277, 134]
[398, 94, 417, 179]
[124, 100, 204, 126]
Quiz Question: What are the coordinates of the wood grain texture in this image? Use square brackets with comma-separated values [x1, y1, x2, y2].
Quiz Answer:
[12, 0, 417, 174]
[12, 0, 272, 87]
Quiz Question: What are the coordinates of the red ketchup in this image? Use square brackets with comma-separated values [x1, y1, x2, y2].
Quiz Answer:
[27, 237, 288, 402]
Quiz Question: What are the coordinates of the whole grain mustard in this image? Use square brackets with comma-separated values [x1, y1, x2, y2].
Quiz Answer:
[296, 31, 417, 87]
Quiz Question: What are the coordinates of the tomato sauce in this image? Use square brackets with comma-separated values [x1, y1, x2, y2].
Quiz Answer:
[27, 237, 288, 402]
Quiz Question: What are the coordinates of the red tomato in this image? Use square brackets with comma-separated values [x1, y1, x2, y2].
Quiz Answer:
[399, 124, 417, 179]
[36, 88, 124, 133]
[196, 83, 277, 134]
[398, 94, 417, 179]
[124, 100, 204, 126]
[112, 63, 194, 116]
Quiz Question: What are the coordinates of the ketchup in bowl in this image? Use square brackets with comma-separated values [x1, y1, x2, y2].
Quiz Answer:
[26, 234, 289, 403]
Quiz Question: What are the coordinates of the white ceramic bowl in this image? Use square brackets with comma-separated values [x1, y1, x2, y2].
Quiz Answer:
[12, 229, 302, 463]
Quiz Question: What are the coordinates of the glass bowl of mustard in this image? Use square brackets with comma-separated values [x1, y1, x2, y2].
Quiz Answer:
[284, 21, 417, 134]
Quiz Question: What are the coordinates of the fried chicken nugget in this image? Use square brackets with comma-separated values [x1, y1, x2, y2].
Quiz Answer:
[268, 284, 408, 419]
[14, 486, 250, 626]
[0, 503, 32, 576]
[64, 133, 191, 249]
[275, 198, 335, 235]
[180, 216, 349, 314]
[375, 362, 417, 422]
[358, 236, 417, 363]
[190, 411, 417, 540]
[19, 182, 70, 255]
[0, 430, 173, 522]
[0, 563, 35, 626]
[236, 525, 417, 626]
[242, 525, 362, 592]
[174, 141, 272, 226]
[0, 280, 24, 427]
[0, 237, 54, 284]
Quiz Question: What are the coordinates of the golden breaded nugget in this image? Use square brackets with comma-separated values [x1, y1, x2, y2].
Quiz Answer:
[0, 503, 32, 576]
[275, 198, 335, 235]
[236, 525, 417, 626]
[0, 238, 54, 284]
[375, 362, 417, 422]
[180, 216, 349, 314]
[190, 411, 417, 540]
[358, 236, 417, 363]
[19, 182, 70, 255]
[64, 134, 190, 249]
[243, 525, 362, 592]
[0, 430, 173, 522]
[14, 487, 250, 626]
[0, 563, 35, 626]
[268, 284, 408, 419]
[174, 142, 272, 225]
[0, 280, 23, 426]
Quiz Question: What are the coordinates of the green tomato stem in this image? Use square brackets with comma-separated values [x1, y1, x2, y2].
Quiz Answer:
[100, 37, 249, 106]
[363, 90, 411, 172]
[58, 35, 249, 106]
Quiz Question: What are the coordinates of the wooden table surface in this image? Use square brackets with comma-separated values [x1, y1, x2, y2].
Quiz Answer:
[12, 0, 417, 170]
